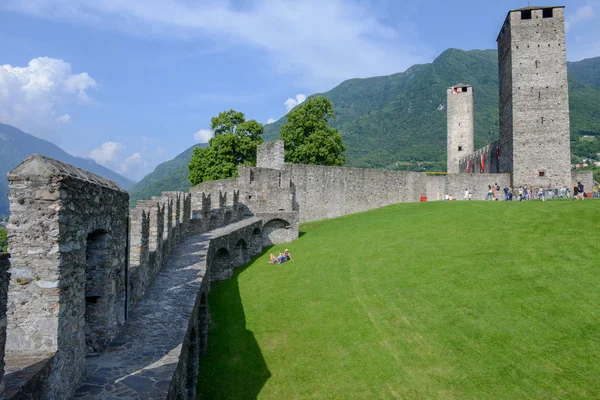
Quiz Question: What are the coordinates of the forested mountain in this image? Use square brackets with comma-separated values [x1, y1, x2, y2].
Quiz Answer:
[0, 123, 134, 215]
[129, 49, 600, 203]
[264, 49, 600, 169]
[127, 143, 208, 207]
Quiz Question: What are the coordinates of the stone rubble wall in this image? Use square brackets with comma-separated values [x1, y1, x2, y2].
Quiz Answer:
[0, 253, 9, 395]
[128, 192, 191, 310]
[571, 171, 594, 193]
[256, 140, 285, 170]
[4, 154, 129, 399]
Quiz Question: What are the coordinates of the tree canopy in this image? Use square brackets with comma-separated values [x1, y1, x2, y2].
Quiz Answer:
[280, 97, 346, 166]
[0, 228, 7, 253]
[188, 110, 263, 186]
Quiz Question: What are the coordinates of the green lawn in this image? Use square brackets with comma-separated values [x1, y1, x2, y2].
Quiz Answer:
[198, 200, 600, 399]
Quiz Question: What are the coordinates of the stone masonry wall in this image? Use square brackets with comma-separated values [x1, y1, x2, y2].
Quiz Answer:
[571, 171, 594, 194]
[256, 140, 285, 170]
[458, 140, 500, 174]
[285, 164, 425, 222]
[0, 254, 9, 395]
[5, 154, 129, 399]
[129, 192, 191, 310]
[500, 7, 572, 188]
[426, 173, 511, 200]
[447, 85, 475, 174]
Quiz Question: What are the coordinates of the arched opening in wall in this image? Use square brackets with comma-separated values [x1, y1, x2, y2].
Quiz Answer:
[85, 229, 111, 353]
[262, 219, 290, 246]
[235, 239, 249, 266]
[186, 326, 199, 399]
[213, 248, 232, 280]
[199, 292, 208, 355]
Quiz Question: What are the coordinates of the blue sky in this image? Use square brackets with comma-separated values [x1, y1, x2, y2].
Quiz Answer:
[1, 0, 598, 181]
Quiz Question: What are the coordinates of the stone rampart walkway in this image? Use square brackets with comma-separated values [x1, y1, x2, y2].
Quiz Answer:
[71, 217, 261, 399]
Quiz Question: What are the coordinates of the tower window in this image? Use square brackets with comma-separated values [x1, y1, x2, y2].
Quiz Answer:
[458, 146, 463, 151]
[542, 8, 553, 18]
[521, 10, 532, 19]
[461, 87, 468, 93]
[539, 171, 545, 177]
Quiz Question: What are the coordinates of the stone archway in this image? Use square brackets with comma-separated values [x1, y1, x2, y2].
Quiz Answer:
[212, 248, 232, 281]
[262, 219, 291, 246]
[234, 239, 249, 267]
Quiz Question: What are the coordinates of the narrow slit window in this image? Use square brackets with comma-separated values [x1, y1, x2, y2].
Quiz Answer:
[458, 146, 463, 151]
[521, 10, 532, 19]
[542, 8, 553, 18]
[539, 171, 545, 177]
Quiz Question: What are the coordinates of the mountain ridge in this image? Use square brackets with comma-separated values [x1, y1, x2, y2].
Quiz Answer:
[0, 123, 134, 215]
[51, 48, 600, 205]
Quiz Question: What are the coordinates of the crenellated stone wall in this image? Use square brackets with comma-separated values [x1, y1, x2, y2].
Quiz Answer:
[128, 192, 191, 310]
[4, 154, 129, 399]
[458, 140, 500, 174]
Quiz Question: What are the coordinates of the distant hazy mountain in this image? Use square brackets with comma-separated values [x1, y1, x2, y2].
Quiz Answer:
[127, 143, 208, 207]
[0, 122, 134, 215]
[129, 49, 600, 202]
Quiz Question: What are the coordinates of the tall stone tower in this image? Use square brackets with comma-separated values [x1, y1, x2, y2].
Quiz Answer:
[447, 85, 474, 174]
[497, 6, 571, 187]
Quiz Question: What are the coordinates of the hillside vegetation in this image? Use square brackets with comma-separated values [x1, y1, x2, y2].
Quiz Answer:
[127, 144, 207, 207]
[198, 200, 600, 398]
[128, 51, 600, 202]
[263, 50, 600, 169]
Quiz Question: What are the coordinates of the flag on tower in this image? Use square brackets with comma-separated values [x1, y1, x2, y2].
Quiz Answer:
[452, 87, 461, 94]
[466, 160, 471, 173]
[496, 145, 501, 159]
[480, 154, 485, 172]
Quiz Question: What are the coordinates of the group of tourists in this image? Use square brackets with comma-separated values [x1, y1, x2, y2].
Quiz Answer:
[479, 182, 589, 201]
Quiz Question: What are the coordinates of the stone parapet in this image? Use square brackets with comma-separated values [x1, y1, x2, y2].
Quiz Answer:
[4, 155, 129, 399]
[0, 253, 9, 395]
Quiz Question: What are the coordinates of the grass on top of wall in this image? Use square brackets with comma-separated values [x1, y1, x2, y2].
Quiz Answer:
[197, 199, 600, 399]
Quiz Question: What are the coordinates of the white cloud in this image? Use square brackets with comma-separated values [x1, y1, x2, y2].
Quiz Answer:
[56, 113, 71, 123]
[89, 141, 124, 165]
[121, 152, 142, 173]
[284, 94, 307, 112]
[193, 129, 214, 143]
[0, 0, 429, 89]
[266, 118, 276, 124]
[0, 57, 97, 133]
[566, 5, 596, 32]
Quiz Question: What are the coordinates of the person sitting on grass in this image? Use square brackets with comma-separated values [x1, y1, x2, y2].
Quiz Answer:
[268, 249, 292, 264]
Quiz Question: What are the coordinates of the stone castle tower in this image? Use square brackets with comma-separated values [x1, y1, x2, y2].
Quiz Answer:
[497, 6, 571, 187]
[447, 85, 475, 174]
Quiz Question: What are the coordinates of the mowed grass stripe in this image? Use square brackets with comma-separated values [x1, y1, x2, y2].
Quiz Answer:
[198, 200, 600, 399]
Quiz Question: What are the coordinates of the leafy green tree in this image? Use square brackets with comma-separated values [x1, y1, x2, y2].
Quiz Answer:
[280, 97, 346, 166]
[188, 110, 263, 185]
[0, 228, 7, 253]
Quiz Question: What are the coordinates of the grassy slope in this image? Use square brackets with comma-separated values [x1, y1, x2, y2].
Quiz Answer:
[199, 200, 600, 398]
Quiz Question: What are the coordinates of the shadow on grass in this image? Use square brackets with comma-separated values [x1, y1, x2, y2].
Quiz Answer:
[298, 231, 307, 238]
[197, 248, 273, 399]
